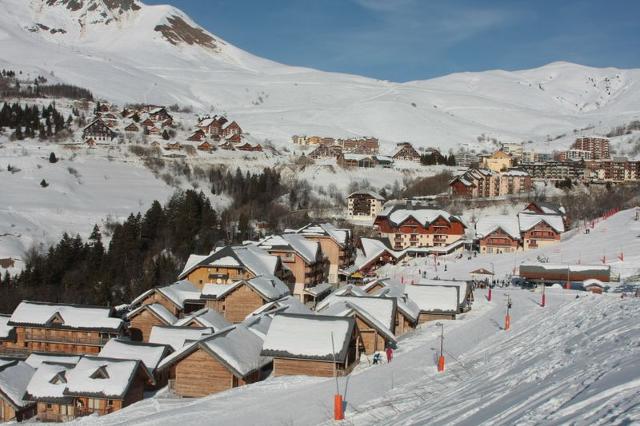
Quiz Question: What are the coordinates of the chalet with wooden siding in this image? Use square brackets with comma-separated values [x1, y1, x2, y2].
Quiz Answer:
[374, 207, 466, 250]
[255, 234, 328, 300]
[124, 123, 139, 132]
[0, 360, 36, 422]
[392, 142, 420, 162]
[200, 276, 291, 323]
[373, 285, 420, 336]
[308, 144, 342, 159]
[346, 238, 400, 279]
[347, 191, 385, 221]
[98, 339, 173, 389]
[262, 314, 360, 377]
[82, 118, 116, 142]
[197, 116, 227, 137]
[5, 301, 124, 356]
[403, 285, 460, 324]
[197, 141, 213, 151]
[237, 142, 263, 152]
[247, 295, 313, 318]
[318, 296, 397, 355]
[417, 279, 473, 312]
[476, 215, 521, 254]
[164, 142, 182, 151]
[129, 280, 203, 318]
[222, 121, 242, 138]
[288, 223, 356, 284]
[158, 325, 270, 398]
[24, 356, 151, 422]
[188, 129, 206, 142]
[518, 213, 565, 250]
[148, 107, 172, 122]
[125, 303, 177, 342]
[226, 133, 242, 144]
[179, 245, 294, 291]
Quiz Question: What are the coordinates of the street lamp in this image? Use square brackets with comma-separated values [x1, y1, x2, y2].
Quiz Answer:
[435, 322, 445, 372]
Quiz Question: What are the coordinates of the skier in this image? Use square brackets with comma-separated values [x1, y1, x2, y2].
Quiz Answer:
[385, 345, 394, 363]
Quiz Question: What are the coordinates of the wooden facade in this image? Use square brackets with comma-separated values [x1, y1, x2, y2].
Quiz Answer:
[82, 118, 116, 141]
[417, 312, 456, 324]
[479, 228, 520, 254]
[374, 211, 466, 250]
[522, 221, 561, 250]
[127, 307, 173, 342]
[203, 282, 270, 323]
[0, 398, 35, 423]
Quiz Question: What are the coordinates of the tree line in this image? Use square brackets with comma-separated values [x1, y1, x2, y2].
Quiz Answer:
[0, 102, 70, 140]
[420, 151, 457, 166]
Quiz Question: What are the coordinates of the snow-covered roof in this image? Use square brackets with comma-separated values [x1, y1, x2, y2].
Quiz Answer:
[290, 223, 351, 247]
[304, 282, 333, 298]
[518, 213, 565, 233]
[201, 276, 290, 302]
[501, 169, 529, 177]
[63, 356, 150, 399]
[179, 245, 281, 280]
[385, 209, 462, 228]
[98, 339, 172, 376]
[248, 295, 313, 318]
[242, 314, 273, 340]
[158, 325, 270, 378]
[319, 296, 396, 341]
[375, 285, 421, 323]
[315, 284, 368, 311]
[126, 303, 177, 325]
[0, 315, 14, 340]
[8, 301, 123, 331]
[476, 215, 521, 240]
[347, 190, 385, 201]
[0, 360, 35, 409]
[256, 234, 320, 263]
[198, 117, 215, 127]
[262, 314, 356, 362]
[321, 300, 396, 342]
[523, 202, 566, 216]
[130, 280, 201, 310]
[174, 308, 231, 331]
[403, 285, 460, 313]
[148, 325, 213, 351]
[417, 279, 470, 306]
[520, 263, 610, 273]
[583, 279, 605, 288]
[25, 354, 81, 369]
[24, 362, 74, 402]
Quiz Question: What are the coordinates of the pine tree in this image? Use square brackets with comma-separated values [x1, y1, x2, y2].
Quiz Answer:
[49, 152, 57, 163]
[40, 179, 48, 188]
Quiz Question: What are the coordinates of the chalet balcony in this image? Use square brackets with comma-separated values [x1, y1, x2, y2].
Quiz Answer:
[39, 413, 75, 423]
[24, 332, 111, 347]
[433, 235, 447, 243]
[76, 407, 114, 417]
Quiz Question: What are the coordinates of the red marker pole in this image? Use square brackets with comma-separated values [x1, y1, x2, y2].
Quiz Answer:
[488, 286, 492, 302]
[436, 322, 445, 372]
[541, 284, 546, 307]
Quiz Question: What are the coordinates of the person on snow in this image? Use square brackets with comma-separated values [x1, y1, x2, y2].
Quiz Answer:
[385, 345, 394, 363]
[372, 353, 382, 365]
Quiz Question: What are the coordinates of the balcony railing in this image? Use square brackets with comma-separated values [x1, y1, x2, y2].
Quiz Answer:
[76, 407, 114, 417]
[24, 332, 111, 347]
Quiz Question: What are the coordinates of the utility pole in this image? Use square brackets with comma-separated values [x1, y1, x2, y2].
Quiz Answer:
[435, 322, 445, 372]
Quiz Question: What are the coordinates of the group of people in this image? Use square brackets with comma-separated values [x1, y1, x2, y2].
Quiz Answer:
[372, 345, 394, 365]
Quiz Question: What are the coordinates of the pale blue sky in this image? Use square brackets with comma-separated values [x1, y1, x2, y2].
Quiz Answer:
[146, 0, 640, 81]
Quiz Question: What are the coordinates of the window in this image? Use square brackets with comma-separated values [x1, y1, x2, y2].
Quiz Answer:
[88, 399, 100, 409]
[108, 400, 114, 406]
[47, 404, 52, 409]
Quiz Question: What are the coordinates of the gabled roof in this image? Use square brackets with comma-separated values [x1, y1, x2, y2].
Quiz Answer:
[318, 296, 396, 342]
[130, 280, 201, 310]
[304, 283, 333, 298]
[315, 284, 368, 311]
[347, 190, 385, 201]
[98, 339, 173, 377]
[522, 201, 566, 216]
[174, 308, 232, 331]
[261, 314, 356, 363]
[148, 325, 213, 351]
[321, 301, 396, 343]
[0, 315, 15, 340]
[417, 279, 470, 306]
[178, 245, 281, 280]
[289, 223, 351, 247]
[201, 276, 290, 302]
[126, 303, 177, 325]
[383, 208, 465, 228]
[476, 215, 521, 240]
[255, 233, 321, 263]
[24, 362, 74, 403]
[403, 284, 460, 313]
[248, 295, 313, 318]
[0, 360, 35, 409]
[157, 325, 270, 378]
[63, 356, 152, 399]
[8, 301, 123, 332]
[374, 285, 421, 323]
[518, 213, 565, 233]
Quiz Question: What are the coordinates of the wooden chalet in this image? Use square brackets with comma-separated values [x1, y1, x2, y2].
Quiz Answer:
[197, 116, 227, 136]
[337, 153, 378, 168]
[392, 142, 420, 162]
[188, 129, 206, 142]
[0, 360, 36, 422]
[129, 280, 203, 318]
[519, 263, 611, 284]
[374, 206, 466, 250]
[200, 276, 291, 323]
[82, 118, 116, 142]
[246, 295, 313, 318]
[197, 141, 213, 152]
[226, 133, 242, 144]
[476, 215, 521, 254]
[147, 126, 161, 135]
[374, 285, 420, 336]
[318, 296, 397, 355]
[140, 118, 155, 128]
[179, 245, 294, 290]
[5, 301, 124, 356]
[157, 325, 270, 398]
[345, 238, 400, 279]
[518, 213, 565, 250]
[289, 223, 356, 284]
[417, 279, 473, 312]
[255, 234, 328, 300]
[222, 121, 242, 138]
[262, 314, 359, 377]
[219, 140, 235, 150]
[124, 123, 139, 132]
[126, 303, 177, 342]
[98, 339, 173, 389]
[308, 144, 342, 159]
[403, 284, 460, 324]
[173, 308, 232, 331]
[237, 142, 262, 152]
[164, 142, 182, 151]
[24, 356, 151, 422]
[148, 107, 172, 122]
[0, 315, 16, 355]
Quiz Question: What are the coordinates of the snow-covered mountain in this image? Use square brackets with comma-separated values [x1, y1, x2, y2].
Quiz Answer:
[2, 0, 640, 150]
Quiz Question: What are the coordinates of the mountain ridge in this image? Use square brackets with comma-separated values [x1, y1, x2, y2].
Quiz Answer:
[1, 0, 639, 150]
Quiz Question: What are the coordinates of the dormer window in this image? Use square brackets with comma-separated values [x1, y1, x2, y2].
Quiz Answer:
[90, 366, 110, 380]
[50, 372, 67, 385]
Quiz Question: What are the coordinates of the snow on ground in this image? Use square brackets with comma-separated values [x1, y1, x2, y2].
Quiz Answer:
[76, 208, 640, 426]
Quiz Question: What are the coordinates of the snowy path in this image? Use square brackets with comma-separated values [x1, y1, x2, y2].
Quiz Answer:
[80, 286, 640, 426]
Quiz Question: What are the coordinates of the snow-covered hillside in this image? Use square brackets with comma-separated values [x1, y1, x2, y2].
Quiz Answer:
[1, 0, 639, 151]
[75, 208, 640, 426]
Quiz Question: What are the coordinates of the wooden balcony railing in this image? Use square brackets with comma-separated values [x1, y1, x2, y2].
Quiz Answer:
[24, 332, 110, 347]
